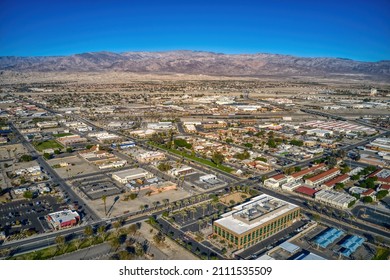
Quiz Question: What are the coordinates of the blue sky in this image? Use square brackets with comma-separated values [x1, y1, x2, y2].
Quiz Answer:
[0, 0, 389, 61]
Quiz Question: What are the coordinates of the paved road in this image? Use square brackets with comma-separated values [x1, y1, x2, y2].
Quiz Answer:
[236, 221, 306, 259]
[158, 217, 224, 259]
[54, 243, 111, 260]
[10, 123, 100, 223]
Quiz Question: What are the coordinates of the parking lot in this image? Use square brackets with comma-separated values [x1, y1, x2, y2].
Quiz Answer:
[72, 175, 123, 200]
[48, 156, 99, 178]
[0, 196, 62, 235]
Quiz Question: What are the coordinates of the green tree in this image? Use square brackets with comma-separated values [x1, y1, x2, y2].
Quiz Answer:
[157, 162, 172, 171]
[376, 190, 389, 200]
[110, 236, 121, 252]
[43, 153, 51, 160]
[174, 139, 192, 149]
[97, 226, 107, 242]
[234, 150, 250, 160]
[362, 196, 373, 203]
[327, 157, 337, 167]
[267, 139, 277, 148]
[334, 183, 345, 190]
[211, 151, 224, 166]
[289, 139, 303, 146]
[23, 191, 34, 199]
[54, 149, 61, 155]
[66, 147, 73, 153]
[55, 235, 66, 254]
[351, 174, 360, 181]
[19, 155, 33, 162]
[243, 143, 253, 149]
[84, 225, 94, 241]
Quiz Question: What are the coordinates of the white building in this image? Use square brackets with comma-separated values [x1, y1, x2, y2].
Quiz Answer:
[315, 189, 356, 209]
[112, 168, 152, 184]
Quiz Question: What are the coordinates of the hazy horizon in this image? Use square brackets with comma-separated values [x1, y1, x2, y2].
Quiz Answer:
[0, 1, 389, 61]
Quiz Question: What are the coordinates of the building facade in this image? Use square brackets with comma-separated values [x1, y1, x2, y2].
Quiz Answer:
[213, 194, 300, 249]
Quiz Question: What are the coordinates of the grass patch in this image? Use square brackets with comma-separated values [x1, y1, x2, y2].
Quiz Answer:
[8, 235, 112, 260]
[54, 133, 73, 138]
[149, 142, 234, 173]
[34, 140, 63, 152]
[372, 247, 390, 260]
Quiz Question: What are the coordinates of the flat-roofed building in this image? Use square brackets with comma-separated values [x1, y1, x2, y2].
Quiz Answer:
[46, 210, 80, 230]
[112, 168, 152, 184]
[369, 168, 390, 184]
[36, 121, 58, 128]
[264, 174, 289, 188]
[136, 151, 166, 163]
[315, 189, 355, 209]
[305, 168, 340, 187]
[56, 134, 87, 146]
[213, 194, 300, 249]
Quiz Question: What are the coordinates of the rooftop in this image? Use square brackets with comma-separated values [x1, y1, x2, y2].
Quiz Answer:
[112, 168, 149, 179]
[47, 210, 79, 224]
[307, 168, 339, 183]
[294, 186, 318, 197]
[215, 194, 299, 235]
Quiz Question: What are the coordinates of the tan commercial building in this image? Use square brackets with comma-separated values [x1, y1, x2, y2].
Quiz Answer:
[136, 151, 166, 163]
[213, 194, 300, 249]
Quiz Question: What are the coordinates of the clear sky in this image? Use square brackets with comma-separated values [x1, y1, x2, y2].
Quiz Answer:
[0, 0, 389, 61]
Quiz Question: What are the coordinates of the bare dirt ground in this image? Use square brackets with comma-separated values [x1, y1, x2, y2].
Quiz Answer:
[219, 191, 249, 205]
[138, 221, 198, 260]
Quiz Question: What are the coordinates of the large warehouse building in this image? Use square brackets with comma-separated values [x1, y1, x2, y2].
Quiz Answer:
[213, 194, 300, 249]
[112, 168, 152, 184]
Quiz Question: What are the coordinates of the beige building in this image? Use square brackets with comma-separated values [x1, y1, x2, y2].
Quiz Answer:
[213, 194, 300, 249]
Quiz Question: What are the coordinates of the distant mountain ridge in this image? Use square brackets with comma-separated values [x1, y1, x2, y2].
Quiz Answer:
[1, 50, 389, 80]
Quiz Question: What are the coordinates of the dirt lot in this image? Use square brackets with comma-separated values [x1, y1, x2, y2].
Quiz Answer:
[138, 222, 198, 260]
[219, 191, 249, 205]
[87, 187, 191, 218]
[47, 155, 98, 178]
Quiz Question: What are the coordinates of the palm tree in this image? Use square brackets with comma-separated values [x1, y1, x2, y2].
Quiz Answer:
[190, 207, 197, 220]
[180, 210, 187, 222]
[84, 225, 94, 238]
[74, 238, 84, 250]
[152, 201, 159, 209]
[201, 204, 207, 216]
[55, 235, 66, 254]
[162, 198, 169, 207]
[175, 201, 182, 211]
[110, 236, 121, 252]
[97, 225, 107, 242]
[139, 204, 146, 213]
[211, 200, 218, 211]
[113, 221, 122, 236]
[183, 199, 189, 208]
[204, 216, 211, 228]
[102, 195, 107, 216]
[197, 220, 203, 231]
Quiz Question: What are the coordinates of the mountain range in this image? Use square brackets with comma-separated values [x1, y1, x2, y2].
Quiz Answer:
[1, 51, 389, 80]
